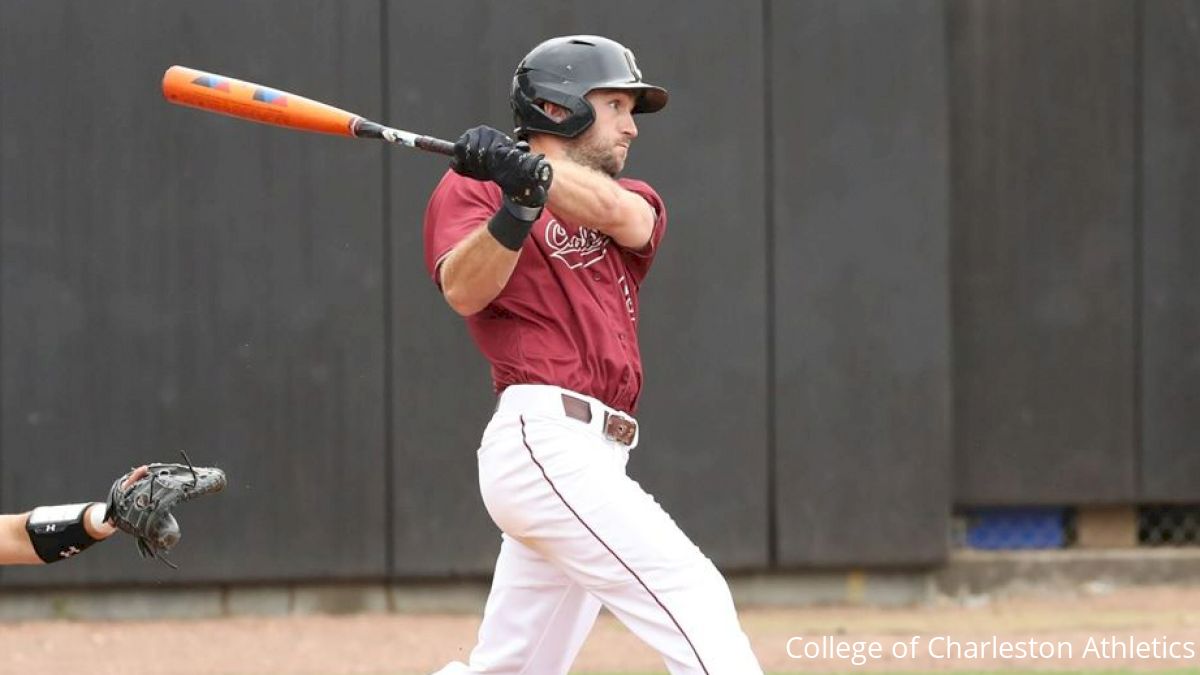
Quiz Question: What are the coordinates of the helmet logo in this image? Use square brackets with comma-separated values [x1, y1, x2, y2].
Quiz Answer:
[623, 49, 642, 81]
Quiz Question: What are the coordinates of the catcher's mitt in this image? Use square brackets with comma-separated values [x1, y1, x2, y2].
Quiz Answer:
[107, 452, 226, 568]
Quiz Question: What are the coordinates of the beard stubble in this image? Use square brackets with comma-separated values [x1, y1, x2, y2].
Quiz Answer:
[565, 135, 623, 177]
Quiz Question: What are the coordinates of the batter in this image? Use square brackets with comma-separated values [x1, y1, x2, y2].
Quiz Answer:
[425, 35, 762, 675]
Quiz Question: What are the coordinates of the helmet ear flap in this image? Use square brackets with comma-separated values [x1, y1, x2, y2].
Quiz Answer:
[512, 79, 596, 139]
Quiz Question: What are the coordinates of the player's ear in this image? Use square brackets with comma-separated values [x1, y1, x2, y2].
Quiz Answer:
[537, 100, 570, 123]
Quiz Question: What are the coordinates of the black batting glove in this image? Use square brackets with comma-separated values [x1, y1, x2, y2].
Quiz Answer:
[451, 126, 514, 181]
[492, 142, 550, 208]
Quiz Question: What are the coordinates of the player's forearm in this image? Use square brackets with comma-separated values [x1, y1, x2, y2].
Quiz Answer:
[0, 503, 115, 565]
[0, 514, 42, 564]
[440, 225, 522, 316]
[544, 158, 653, 249]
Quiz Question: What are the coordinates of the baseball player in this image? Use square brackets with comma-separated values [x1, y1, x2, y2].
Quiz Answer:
[0, 458, 225, 567]
[424, 35, 762, 674]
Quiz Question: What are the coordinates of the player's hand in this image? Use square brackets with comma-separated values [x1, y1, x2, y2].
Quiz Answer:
[120, 465, 150, 491]
[492, 142, 550, 208]
[451, 125, 515, 181]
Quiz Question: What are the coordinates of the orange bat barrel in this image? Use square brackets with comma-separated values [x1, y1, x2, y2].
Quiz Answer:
[161, 65, 361, 137]
[159, 65, 549, 182]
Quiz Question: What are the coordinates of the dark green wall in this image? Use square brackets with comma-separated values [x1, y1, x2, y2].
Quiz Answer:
[0, 1, 1192, 585]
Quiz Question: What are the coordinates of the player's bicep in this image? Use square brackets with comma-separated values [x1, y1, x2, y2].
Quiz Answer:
[427, 214, 490, 289]
[423, 172, 503, 286]
[433, 224, 485, 291]
[610, 189, 656, 249]
[617, 181, 668, 284]
[433, 250, 455, 291]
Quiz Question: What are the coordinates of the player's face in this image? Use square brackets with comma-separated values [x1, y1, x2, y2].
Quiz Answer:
[568, 90, 639, 177]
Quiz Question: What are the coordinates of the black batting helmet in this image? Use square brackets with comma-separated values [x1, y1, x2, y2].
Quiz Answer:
[511, 35, 668, 139]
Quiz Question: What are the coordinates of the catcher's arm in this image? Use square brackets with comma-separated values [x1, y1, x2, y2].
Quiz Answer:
[0, 466, 148, 566]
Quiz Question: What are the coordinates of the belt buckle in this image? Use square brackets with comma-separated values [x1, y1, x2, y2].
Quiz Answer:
[603, 412, 637, 446]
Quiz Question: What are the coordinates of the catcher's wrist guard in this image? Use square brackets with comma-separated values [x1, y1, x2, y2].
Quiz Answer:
[25, 502, 102, 564]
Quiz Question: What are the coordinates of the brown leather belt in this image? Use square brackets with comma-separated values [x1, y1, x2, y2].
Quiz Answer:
[561, 393, 637, 446]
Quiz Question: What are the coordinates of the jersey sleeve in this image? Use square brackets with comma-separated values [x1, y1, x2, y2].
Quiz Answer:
[615, 178, 668, 287]
[423, 170, 503, 288]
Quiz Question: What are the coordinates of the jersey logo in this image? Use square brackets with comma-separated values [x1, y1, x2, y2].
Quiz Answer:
[618, 274, 636, 322]
[544, 219, 609, 269]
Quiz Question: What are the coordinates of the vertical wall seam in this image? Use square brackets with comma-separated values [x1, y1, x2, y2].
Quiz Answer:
[0, 4, 6, 551]
[1131, 0, 1145, 501]
[762, 0, 778, 567]
[936, 0, 955, 547]
[379, 0, 396, 580]
[940, 0, 959, 529]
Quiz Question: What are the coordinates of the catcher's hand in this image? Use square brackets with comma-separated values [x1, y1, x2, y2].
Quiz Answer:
[107, 452, 226, 568]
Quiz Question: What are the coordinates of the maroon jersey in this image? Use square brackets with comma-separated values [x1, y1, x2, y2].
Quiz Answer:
[424, 170, 667, 414]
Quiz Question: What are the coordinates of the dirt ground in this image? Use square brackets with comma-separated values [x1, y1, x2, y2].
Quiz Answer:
[1, 586, 1198, 674]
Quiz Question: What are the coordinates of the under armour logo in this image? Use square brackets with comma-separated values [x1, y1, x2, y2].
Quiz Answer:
[59, 546, 81, 559]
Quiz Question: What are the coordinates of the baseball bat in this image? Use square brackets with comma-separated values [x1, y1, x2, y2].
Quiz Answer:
[161, 65, 552, 185]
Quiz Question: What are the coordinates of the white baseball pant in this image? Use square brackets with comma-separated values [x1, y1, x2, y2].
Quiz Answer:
[432, 384, 762, 675]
